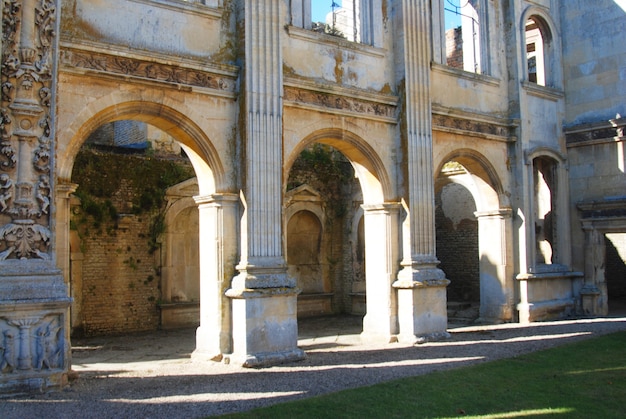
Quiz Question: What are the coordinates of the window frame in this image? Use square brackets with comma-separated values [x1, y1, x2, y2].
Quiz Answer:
[432, 0, 491, 76]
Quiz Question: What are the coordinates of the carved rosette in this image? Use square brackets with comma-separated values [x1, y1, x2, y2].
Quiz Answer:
[0, 314, 65, 374]
[1, 0, 56, 260]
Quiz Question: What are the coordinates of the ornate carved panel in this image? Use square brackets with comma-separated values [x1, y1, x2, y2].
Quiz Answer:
[60, 48, 237, 94]
[432, 113, 511, 139]
[283, 85, 396, 120]
[1, 0, 56, 260]
[0, 313, 65, 374]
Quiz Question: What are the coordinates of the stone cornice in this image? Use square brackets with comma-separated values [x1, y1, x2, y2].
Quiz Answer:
[285, 25, 386, 58]
[59, 42, 239, 97]
[565, 117, 625, 148]
[283, 77, 398, 123]
[431, 105, 517, 142]
[128, 0, 222, 19]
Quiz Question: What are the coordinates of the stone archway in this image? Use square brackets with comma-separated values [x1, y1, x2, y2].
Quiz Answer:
[285, 129, 400, 342]
[435, 150, 515, 323]
[54, 99, 235, 360]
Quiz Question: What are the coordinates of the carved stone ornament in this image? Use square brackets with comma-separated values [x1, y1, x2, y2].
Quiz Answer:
[0, 0, 56, 259]
[432, 113, 511, 139]
[283, 85, 396, 119]
[60, 48, 236, 93]
[0, 314, 64, 374]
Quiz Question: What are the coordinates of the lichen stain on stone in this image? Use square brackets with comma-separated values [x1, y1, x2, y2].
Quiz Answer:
[333, 50, 344, 84]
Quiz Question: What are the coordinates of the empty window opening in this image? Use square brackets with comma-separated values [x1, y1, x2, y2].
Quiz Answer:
[444, 0, 481, 73]
[293, 0, 377, 45]
[525, 16, 551, 86]
[533, 157, 557, 265]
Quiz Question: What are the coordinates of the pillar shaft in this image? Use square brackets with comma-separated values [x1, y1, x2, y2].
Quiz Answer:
[226, 0, 303, 366]
[393, 0, 449, 342]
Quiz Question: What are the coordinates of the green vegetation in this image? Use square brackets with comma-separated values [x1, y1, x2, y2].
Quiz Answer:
[224, 332, 626, 418]
[288, 143, 354, 218]
[71, 146, 194, 250]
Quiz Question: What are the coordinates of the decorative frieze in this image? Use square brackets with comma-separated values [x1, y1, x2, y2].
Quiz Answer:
[432, 112, 512, 140]
[1, 0, 56, 260]
[565, 116, 625, 147]
[60, 48, 237, 94]
[283, 85, 397, 120]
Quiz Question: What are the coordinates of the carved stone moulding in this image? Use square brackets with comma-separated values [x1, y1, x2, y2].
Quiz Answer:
[565, 116, 626, 147]
[59, 47, 238, 95]
[283, 84, 398, 122]
[432, 112, 513, 141]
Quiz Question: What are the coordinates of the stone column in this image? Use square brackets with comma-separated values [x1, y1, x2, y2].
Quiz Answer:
[475, 209, 515, 322]
[361, 203, 401, 342]
[225, 0, 304, 367]
[0, 0, 71, 394]
[193, 193, 238, 360]
[392, 0, 449, 343]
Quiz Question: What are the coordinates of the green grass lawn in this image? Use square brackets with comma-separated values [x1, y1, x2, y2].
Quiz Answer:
[223, 332, 626, 418]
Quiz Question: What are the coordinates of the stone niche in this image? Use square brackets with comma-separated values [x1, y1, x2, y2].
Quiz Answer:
[285, 186, 334, 317]
[159, 179, 201, 329]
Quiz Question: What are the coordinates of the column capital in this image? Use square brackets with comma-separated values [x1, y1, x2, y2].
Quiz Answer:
[193, 192, 239, 207]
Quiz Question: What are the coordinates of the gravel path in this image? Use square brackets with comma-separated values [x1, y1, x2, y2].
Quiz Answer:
[2, 315, 625, 418]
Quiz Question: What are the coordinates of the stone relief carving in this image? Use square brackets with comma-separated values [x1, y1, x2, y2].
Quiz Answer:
[283, 86, 396, 119]
[432, 114, 511, 138]
[61, 49, 236, 93]
[0, 315, 64, 374]
[0, 0, 56, 259]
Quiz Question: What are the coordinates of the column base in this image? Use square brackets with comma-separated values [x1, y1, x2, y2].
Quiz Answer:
[394, 264, 450, 344]
[226, 287, 305, 367]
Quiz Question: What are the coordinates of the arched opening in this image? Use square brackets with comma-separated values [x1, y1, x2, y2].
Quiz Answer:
[286, 143, 362, 319]
[533, 156, 556, 265]
[69, 120, 196, 336]
[436, 162, 480, 324]
[525, 15, 552, 86]
[435, 151, 514, 324]
[58, 100, 229, 363]
[285, 130, 396, 341]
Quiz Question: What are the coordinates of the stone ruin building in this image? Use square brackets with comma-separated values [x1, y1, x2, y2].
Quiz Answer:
[1, 0, 625, 393]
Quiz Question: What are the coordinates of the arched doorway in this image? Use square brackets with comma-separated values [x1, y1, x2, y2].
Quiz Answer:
[55, 100, 233, 360]
[69, 120, 196, 336]
[284, 130, 398, 342]
[435, 151, 514, 324]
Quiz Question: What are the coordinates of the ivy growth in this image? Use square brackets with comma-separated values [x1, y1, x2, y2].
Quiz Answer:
[71, 146, 194, 250]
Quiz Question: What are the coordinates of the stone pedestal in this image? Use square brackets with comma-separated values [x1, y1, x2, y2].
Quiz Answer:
[226, 286, 304, 367]
[0, 261, 71, 393]
[394, 265, 450, 343]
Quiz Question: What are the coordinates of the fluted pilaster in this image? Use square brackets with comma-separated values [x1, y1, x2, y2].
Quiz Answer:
[397, 0, 445, 279]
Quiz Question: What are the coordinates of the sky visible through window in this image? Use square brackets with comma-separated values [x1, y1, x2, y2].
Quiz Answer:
[312, 1, 462, 29]
[312, 1, 333, 23]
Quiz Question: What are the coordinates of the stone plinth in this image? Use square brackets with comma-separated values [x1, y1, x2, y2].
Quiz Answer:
[0, 261, 71, 394]
[226, 287, 305, 367]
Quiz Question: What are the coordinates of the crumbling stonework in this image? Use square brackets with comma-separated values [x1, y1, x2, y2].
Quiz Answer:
[1, 0, 624, 394]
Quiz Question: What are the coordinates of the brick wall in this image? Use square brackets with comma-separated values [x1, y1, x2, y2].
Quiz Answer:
[71, 146, 194, 336]
[436, 183, 480, 302]
[445, 27, 463, 69]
